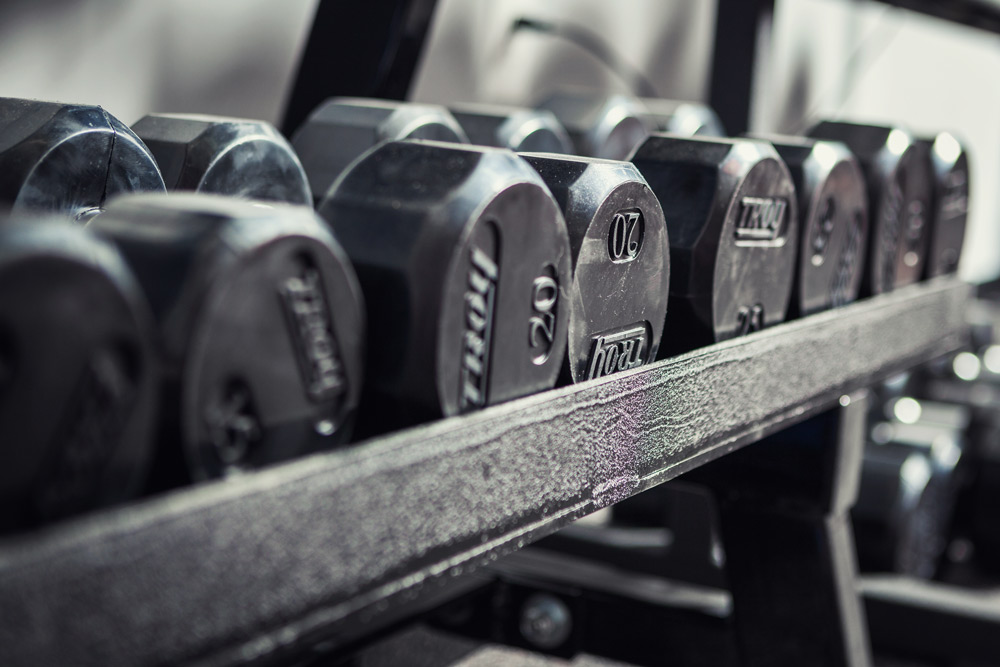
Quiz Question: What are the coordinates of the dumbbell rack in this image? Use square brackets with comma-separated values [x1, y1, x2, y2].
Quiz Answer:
[3, 1, 998, 665]
[0, 277, 970, 665]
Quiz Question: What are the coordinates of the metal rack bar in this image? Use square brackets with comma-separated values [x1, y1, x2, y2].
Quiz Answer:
[281, 0, 441, 137]
[698, 395, 872, 666]
[862, 574, 1000, 663]
[0, 278, 970, 667]
[708, 0, 774, 135]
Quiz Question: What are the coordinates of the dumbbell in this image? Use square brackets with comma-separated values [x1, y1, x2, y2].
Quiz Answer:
[854, 409, 966, 577]
[318, 140, 571, 428]
[131, 113, 312, 205]
[629, 135, 799, 353]
[291, 97, 469, 205]
[748, 135, 869, 316]
[808, 121, 932, 294]
[638, 99, 725, 137]
[90, 193, 365, 483]
[537, 92, 650, 160]
[905, 344, 1000, 575]
[962, 426, 1000, 573]
[0, 220, 157, 530]
[0, 97, 165, 219]
[449, 103, 573, 153]
[520, 154, 670, 382]
[919, 132, 969, 277]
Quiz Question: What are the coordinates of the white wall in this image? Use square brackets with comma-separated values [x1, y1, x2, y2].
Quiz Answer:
[411, 0, 716, 106]
[0, 0, 317, 125]
[758, 0, 1000, 282]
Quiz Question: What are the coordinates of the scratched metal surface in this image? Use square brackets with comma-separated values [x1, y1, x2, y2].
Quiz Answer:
[0, 277, 970, 667]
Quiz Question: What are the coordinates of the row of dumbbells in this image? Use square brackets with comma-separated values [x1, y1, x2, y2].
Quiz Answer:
[0, 92, 969, 533]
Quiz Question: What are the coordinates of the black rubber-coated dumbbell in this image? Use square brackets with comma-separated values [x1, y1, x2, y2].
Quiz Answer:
[854, 413, 965, 577]
[0, 220, 157, 530]
[0, 97, 165, 220]
[629, 135, 799, 353]
[520, 154, 670, 382]
[808, 121, 932, 294]
[963, 427, 1000, 574]
[749, 135, 869, 316]
[919, 132, 969, 277]
[449, 103, 573, 153]
[131, 113, 312, 205]
[318, 140, 571, 429]
[90, 193, 365, 483]
[292, 97, 469, 205]
[639, 99, 725, 137]
[538, 92, 650, 160]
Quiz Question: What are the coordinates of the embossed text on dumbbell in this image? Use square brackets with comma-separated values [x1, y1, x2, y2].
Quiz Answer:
[735, 197, 787, 243]
[608, 210, 644, 262]
[586, 324, 647, 380]
[281, 264, 346, 403]
[461, 246, 499, 411]
[529, 268, 559, 365]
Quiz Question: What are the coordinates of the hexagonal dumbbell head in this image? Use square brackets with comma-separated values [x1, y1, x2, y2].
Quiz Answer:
[291, 97, 469, 205]
[0, 97, 165, 221]
[318, 140, 571, 429]
[537, 92, 651, 160]
[131, 113, 312, 205]
[918, 132, 968, 277]
[449, 103, 573, 153]
[521, 154, 670, 382]
[749, 135, 869, 316]
[638, 99, 726, 137]
[0, 220, 157, 530]
[854, 423, 962, 576]
[90, 194, 365, 482]
[630, 135, 799, 353]
[808, 121, 932, 294]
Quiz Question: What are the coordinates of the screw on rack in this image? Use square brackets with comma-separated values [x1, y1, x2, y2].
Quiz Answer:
[519, 594, 572, 650]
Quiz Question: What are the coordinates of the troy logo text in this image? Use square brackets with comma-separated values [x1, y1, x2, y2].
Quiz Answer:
[461, 246, 498, 410]
[282, 267, 346, 403]
[587, 325, 647, 379]
[735, 196, 786, 243]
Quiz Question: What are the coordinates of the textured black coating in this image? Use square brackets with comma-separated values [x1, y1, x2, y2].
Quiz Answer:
[90, 194, 365, 482]
[449, 103, 572, 154]
[0, 221, 157, 532]
[0, 277, 969, 667]
[520, 153, 670, 383]
[292, 97, 468, 205]
[919, 132, 969, 277]
[538, 92, 651, 160]
[629, 134, 798, 353]
[318, 140, 571, 426]
[808, 121, 932, 295]
[132, 113, 312, 205]
[750, 135, 870, 316]
[853, 420, 962, 578]
[639, 99, 726, 137]
[0, 97, 165, 220]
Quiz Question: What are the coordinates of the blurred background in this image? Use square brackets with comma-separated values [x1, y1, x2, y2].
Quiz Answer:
[0, 0, 997, 281]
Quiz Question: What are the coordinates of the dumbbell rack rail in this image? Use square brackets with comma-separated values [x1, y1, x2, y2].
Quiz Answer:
[0, 277, 971, 666]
